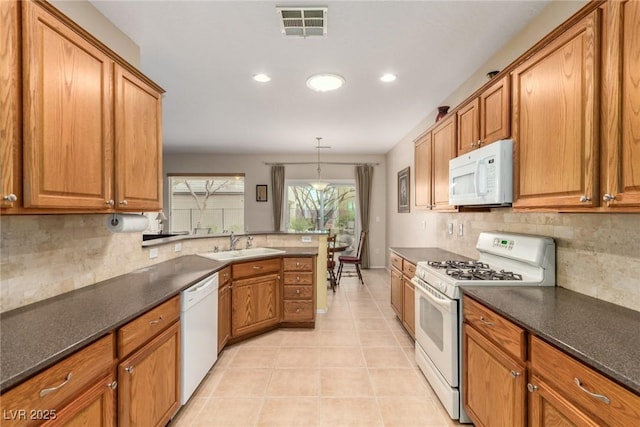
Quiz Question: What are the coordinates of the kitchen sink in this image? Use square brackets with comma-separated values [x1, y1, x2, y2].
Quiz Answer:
[200, 247, 286, 261]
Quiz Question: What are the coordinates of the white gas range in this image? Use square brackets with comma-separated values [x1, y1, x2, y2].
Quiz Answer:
[411, 232, 555, 423]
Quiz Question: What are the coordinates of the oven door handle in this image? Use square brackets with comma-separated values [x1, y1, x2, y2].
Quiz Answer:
[415, 283, 455, 312]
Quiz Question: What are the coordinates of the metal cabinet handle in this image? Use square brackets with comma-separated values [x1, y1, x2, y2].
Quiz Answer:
[105, 199, 114, 206]
[296, 276, 300, 281]
[252, 266, 263, 270]
[296, 289, 300, 294]
[149, 315, 163, 325]
[3, 194, 17, 202]
[574, 377, 610, 404]
[108, 380, 118, 390]
[119, 200, 128, 206]
[527, 383, 538, 393]
[296, 308, 301, 313]
[603, 193, 616, 202]
[579, 195, 591, 203]
[296, 262, 300, 267]
[39, 372, 72, 397]
[479, 316, 494, 326]
[125, 366, 135, 375]
[510, 371, 521, 378]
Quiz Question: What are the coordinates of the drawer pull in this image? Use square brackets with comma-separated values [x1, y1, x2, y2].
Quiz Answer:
[296, 289, 300, 294]
[125, 366, 135, 375]
[296, 276, 300, 281]
[252, 266, 263, 270]
[527, 383, 539, 393]
[108, 380, 118, 390]
[574, 377, 610, 404]
[510, 371, 521, 378]
[149, 315, 163, 325]
[479, 316, 494, 326]
[296, 308, 301, 313]
[39, 372, 72, 397]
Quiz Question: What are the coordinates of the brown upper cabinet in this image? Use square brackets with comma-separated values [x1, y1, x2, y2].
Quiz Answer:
[1, 0, 164, 213]
[512, 10, 600, 210]
[600, 0, 640, 209]
[457, 75, 510, 155]
[414, 115, 457, 211]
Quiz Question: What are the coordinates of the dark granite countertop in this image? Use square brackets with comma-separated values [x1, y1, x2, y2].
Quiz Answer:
[461, 286, 640, 395]
[0, 247, 318, 392]
[389, 247, 472, 265]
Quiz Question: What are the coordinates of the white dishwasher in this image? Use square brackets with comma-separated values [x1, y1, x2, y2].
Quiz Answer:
[180, 272, 218, 405]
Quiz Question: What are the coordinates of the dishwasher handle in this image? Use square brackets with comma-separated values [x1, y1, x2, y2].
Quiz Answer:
[181, 273, 218, 310]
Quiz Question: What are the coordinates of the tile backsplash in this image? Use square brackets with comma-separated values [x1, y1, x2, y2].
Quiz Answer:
[0, 215, 319, 313]
[435, 211, 640, 312]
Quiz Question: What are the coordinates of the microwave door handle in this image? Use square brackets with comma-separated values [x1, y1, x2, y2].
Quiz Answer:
[475, 159, 488, 196]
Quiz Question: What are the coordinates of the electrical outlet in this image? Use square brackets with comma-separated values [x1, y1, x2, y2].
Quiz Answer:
[448, 223, 454, 235]
[458, 224, 464, 236]
[301, 236, 312, 243]
[149, 248, 159, 259]
[174, 243, 182, 252]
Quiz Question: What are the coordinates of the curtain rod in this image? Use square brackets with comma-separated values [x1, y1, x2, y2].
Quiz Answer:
[263, 161, 380, 166]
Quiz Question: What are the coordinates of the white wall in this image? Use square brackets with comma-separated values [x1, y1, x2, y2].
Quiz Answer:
[49, 0, 140, 67]
[164, 153, 387, 267]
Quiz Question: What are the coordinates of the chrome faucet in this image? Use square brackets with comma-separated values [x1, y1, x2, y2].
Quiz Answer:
[229, 232, 252, 250]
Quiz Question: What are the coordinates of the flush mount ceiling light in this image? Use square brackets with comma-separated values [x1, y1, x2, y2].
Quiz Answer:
[380, 73, 397, 82]
[306, 73, 345, 92]
[253, 73, 271, 83]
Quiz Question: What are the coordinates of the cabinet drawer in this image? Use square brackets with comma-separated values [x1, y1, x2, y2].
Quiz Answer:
[283, 285, 313, 299]
[0, 334, 114, 426]
[390, 252, 403, 270]
[283, 257, 313, 271]
[233, 258, 281, 279]
[530, 336, 640, 427]
[218, 266, 231, 285]
[283, 300, 314, 321]
[402, 260, 416, 278]
[117, 296, 180, 358]
[463, 296, 525, 361]
[283, 272, 313, 285]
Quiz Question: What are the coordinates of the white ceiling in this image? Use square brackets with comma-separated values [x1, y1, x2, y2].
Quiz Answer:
[90, 1, 550, 155]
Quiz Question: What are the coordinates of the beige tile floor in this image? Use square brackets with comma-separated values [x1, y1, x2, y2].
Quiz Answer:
[171, 268, 462, 427]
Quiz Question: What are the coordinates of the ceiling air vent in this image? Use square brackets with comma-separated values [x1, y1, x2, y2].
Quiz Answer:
[276, 7, 327, 37]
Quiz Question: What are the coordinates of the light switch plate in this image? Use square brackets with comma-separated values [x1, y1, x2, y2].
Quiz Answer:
[149, 248, 159, 259]
[301, 236, 312, 243]
[458, 224, 464, 236]
[174, 243, 182, 252]
[448, 223, 454, 235]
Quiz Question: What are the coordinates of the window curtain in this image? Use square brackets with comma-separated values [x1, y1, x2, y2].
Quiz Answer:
[355, 164, 373, 268]
[271, 165, 285, 231]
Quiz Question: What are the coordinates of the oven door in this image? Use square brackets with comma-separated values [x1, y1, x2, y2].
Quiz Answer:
[413, 278, 459, 387]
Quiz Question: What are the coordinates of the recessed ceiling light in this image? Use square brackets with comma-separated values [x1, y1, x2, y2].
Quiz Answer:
[253, 73, 271, 83]
[306, 73, 345, 92]
[380, 73, 397, 82]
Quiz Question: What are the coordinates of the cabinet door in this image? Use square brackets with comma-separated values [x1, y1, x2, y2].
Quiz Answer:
[118, 322, 180, 427]
[480, 75, 510, 145]
[431, 116, 457, 211]
[512, 11, 600, 209]
[457, 98, 479, 155]
[114, 66, 162, 211]
[231, 273, 279, 337]
[390, 267, 403, 318]
[601, 0, 640, 208]
[218, 284, 231, 353]
[0, 0, 21, 208]
[42, 374, 116, 427]
[463, 324, 526, 427]
[414, 131, 433, 208]
[21, 1, 114, 209]
[528, 375, 603, 427]
[402, 276, 415, 339]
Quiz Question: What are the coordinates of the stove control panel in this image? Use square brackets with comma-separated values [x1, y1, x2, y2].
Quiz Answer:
[493, 237, 514, 250]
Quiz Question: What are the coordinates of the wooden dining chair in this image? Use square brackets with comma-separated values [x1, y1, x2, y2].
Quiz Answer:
[327, 234, 337, 292]
[337, 231, 367, 285]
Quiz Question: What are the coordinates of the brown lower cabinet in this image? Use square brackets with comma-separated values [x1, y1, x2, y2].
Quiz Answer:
[217, 266, 232, 353]
[0, 334, 116, 427]
[389, 251, 415, 339]
[117, 321, 180, 427]
[463, 295, 640, 427]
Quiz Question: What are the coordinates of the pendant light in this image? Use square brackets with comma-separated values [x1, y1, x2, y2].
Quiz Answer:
[310, 137, 330, 191]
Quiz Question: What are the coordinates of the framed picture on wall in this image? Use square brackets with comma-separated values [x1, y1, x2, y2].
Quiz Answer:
[397, 167, 410, 213]
[256, 184, 268, 202]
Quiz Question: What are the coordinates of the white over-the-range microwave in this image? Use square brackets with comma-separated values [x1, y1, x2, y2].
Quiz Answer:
[449, 139, 513, 207]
